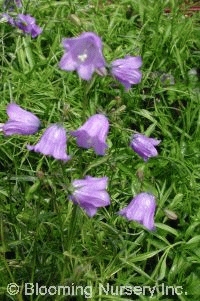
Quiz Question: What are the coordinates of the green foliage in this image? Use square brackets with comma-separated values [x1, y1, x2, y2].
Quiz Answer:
[0, 0, 200, 300]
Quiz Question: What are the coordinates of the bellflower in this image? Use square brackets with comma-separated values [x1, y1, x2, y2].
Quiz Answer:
[119, 192, 156, 231]
[130, 133, 161, 161]
[70, 176, 110, 217]
[5, 14, 42, 37]
[2, 103, 40, 136]
[15, 14, 42, 37]
[59, 32, 106, 80]
[27, 124, 71, 162]
[111, 56, 142, 90]
[71, 114, 109, 155]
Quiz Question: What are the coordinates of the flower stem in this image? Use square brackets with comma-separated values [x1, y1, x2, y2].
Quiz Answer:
[67, 204, 78, 250]
[82, 77, 96, 118]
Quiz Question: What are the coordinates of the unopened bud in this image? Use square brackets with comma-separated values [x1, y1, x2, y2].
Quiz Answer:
[68, 14, 81, 27]
[164, 209, 178, 220]
[95, 67, 107, 76]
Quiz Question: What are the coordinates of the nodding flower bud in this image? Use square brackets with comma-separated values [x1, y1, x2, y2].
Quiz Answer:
[130, 133, 161, 161]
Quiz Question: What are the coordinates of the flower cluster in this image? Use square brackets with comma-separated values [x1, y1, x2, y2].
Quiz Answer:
[1, 14, 161, 231]
[1, 104, 110, 159]
[59, 32, 142, 90]
[1, 100, 160, 230]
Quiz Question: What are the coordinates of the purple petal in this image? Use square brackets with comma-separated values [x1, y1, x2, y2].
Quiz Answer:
[27, 124, 71, 161]
[72, 190, 110, 207]
[111, 56, 142, 89]
[112, 56, 142, 69]
[82, 204, 98, 217]
[130, 133, 161, 161]
[148, 137, 161, 146]
[10, 14, 42, 38]
[59, 52, 78, 71]
[70, 176, 110, 216]
[59, 32, 106, 80]
[6, 103, 39, 124]
[71, 114, 109, 155]
[119, 192, 156, 231]
[3, 103, 40, 136]
[73, 176, 108, 191]
[77, 64, 94, 80]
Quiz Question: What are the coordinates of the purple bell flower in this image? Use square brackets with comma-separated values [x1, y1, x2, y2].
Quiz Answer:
[119, 192, 156, 231]
[130, 133, 161, 161]
[4, 14, 42, 37]
[2, 103, 40, 136]
[70, 176, 110, 217]
[14, 14, 42, 38]
[111, 56, 142, 90]
[59, 32, 106, 80]
[71, 114, 109, 155]
[27, 124, 71, 162]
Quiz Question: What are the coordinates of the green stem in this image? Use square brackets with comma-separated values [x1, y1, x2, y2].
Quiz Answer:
[67, 204, 78, 251]
[82, 77, 96, 119]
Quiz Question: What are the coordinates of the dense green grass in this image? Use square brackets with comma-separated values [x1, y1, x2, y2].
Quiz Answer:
[1, 0, 200, 300]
